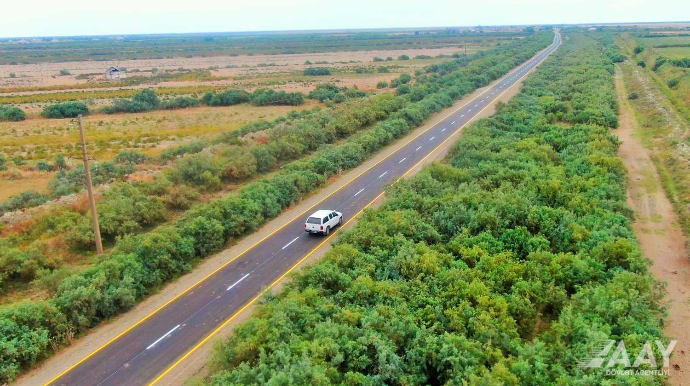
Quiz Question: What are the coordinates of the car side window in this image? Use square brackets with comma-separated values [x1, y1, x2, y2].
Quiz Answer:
[331, 212, 337, 218]
[323, 217, 328, 223]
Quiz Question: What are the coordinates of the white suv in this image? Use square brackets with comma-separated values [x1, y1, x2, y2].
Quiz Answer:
[304, 210, 343, 235]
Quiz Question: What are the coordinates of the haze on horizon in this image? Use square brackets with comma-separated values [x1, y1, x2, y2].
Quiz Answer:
[2, 0, 689, 38]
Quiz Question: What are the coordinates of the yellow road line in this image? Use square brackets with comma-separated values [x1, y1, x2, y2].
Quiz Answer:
[45, 42, 555, 386]
[148, 41, 558, 386]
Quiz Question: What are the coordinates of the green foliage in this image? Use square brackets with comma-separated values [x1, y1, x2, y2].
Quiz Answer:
[168, 152, 223, 190]
[629, 92, 639, 100]
[0, 106, 26, 122]
[304, 67, 331, 76]
[95, 183, 167, 241]
[308, 83, 365, 102]
[376, 80, 388, 89]
[48, 162, 133, 197]
[41, 102, 89, 118]
[0, 190, 48, 215]
[206, 31, 667, 385]
[398, 54, 410, 60]
[637, 59, 647, 68]
[390, 73, 413, 88]
[114, 150, 150, 165]
[11, 156, 25, 166]
[160, 96, 200, 110]
[102, 88, 159, 114]
[0, 155, 6, 171]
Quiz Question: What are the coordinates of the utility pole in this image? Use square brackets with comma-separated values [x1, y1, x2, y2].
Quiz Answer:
[77, 115, 103, 254]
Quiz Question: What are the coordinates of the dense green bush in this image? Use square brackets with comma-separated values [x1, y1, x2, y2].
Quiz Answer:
[102, 88, 159, 114]
[0, 106, 26, 122]
[249, 89, 304, 106]
[308, 83, 366, 102]
[0, 190, 49, 215]
[114, 150, 150, 165]
[376, 80, 388, 89]
[41, 102, 89, 119]
[207, 31, 667, 385]
[398, 54, 410, 60]
[160, 96, 200, 110]
[0, 155, 6, 171]
[304, 67, 331, 76]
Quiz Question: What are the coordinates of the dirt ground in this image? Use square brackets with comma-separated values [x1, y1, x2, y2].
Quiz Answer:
[0, 46, 478, 90]
[14, 41, 552, 386]
[615, 67, 690, 385]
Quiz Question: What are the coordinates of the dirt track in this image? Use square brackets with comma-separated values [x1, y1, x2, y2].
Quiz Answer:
[615, 66, 690, 385]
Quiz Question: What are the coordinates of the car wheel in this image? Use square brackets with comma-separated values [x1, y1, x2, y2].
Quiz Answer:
[324, 226, 330, 236]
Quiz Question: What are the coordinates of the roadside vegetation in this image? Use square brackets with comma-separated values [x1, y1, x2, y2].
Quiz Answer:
[204, 30, 668, 385]
[0, 31, 553, 382]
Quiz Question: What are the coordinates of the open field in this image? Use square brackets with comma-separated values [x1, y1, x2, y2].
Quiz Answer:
[0, 29, 516, 66]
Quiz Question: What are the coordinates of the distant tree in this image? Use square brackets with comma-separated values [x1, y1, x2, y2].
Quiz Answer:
[397, 54, 410, 60]
[637, 60, 646, 68]
[59, 69, 71, 76]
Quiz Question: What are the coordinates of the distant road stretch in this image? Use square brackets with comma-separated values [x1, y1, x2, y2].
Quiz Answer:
[47, 31, 561, 386]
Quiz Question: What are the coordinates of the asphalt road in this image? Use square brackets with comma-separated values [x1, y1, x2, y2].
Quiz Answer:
[48, 31, 561, 386]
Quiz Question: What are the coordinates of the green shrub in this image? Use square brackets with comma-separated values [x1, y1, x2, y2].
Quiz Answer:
[11, 156, 25, 166]
[161, 96, 200, 110]
[168, 152, 222, 189]
[304, 67, 331, 76]
[102, 88, 159, 114]
[0, 155, 6, 171]
[397, 54, 410, 60]
[0, 106, 26, 122]
[114, 150, 150, 165]
[41, 102, 89, 119]
[667, 79, 679, 89]
[376, 81, 388, 89]
[628, 92, 639, 100]
[637, 60, 646, 68]
[0, 190, 49, 215]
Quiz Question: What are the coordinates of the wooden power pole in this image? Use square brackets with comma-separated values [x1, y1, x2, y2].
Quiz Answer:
[77, 115, 103, 254]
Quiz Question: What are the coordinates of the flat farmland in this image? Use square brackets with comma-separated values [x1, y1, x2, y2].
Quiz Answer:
[656, 46, 690, 59]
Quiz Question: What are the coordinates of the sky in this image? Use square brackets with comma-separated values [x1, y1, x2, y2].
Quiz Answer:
[1, 0, 689, 38]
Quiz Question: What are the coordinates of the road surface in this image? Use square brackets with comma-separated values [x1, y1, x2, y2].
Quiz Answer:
[46, 31, 561, 386]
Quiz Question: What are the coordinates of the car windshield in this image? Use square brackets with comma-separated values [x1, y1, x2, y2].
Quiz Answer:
[307, 217, 321, 224]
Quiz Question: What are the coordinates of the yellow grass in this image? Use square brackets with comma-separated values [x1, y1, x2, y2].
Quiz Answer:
[0, 171, 55, 202]
[0, 102, 320, 161]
